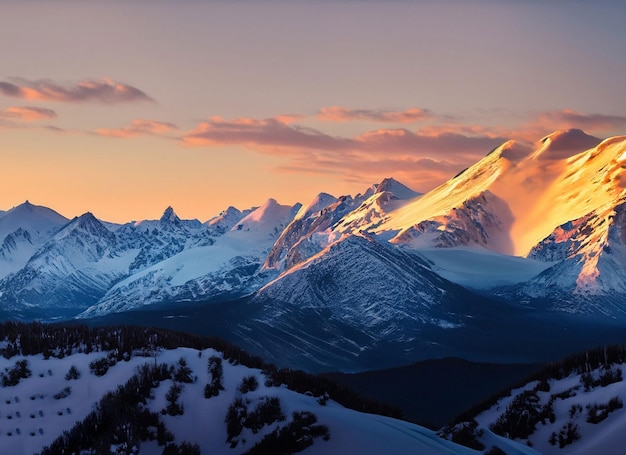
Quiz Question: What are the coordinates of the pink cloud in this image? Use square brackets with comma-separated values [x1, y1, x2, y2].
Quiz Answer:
[535, 109, 626, 132]
[0, 106, 57, 122]
[183, 116, 351, 152]
[417, 123, 511, 139]
[95, 119, 178, 138]
[318, 106, 431, 123]
[418, 109, 626, 144]
[0, 78, 153, 103]
[182, 115, 504, 192]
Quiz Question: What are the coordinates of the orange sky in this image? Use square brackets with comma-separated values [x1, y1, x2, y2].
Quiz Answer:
[1, 1, 626, 223]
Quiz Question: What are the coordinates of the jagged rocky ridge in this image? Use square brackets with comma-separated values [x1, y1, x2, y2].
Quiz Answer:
[1, 131, 626, 366]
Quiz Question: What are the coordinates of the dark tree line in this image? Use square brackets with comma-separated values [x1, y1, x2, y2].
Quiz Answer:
[0, 321, 403, 421]
[0, 320, 408, 455]
[448, 344, 626, 429]
[243, 411, 329, 455]
[39, 362, 185, 454]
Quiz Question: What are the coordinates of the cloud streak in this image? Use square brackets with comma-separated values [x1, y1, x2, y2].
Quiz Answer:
[318, 106, 431, 123]
[95, 119, 179, 138]
[183, 116, 352, 152]
[0, 78, 153, 103]
[536, 109, 626, 133]
[182, 115, 504, 192]
[415, 109, 626, 144]
[0, 106, 57, 122]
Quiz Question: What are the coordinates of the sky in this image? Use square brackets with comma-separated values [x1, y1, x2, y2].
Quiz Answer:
[1, 0, 626, 223]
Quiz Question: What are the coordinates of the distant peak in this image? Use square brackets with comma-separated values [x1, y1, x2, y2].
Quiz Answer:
[15, 200, 35, 211]
[75, 212, 101, 229]
[376, 177, 401, 192]
[294, 192, 337, 220]
[207, 206, 242, 225]
[483, 140, 533, 163]
[76, 211, 98, 223]
[316, 191, 335, 200]
[160, 206, 181, 224]
[221, 206, 241, 215]
[375, 177, 420, 200]
[534, 129, 601, 160]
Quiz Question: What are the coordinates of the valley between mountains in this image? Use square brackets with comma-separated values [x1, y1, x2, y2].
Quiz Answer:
[3, 129, 626, 373]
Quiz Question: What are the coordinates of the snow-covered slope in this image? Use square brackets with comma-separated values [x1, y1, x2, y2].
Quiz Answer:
[0, 212, 135, 314]
[523, 198, 626, 298]
[334, 177, 421, 236]
[78, 200, 300, 317]
[3, 130, 626, 331]
[263, 192, 339, 271]
[442, 345, 626, 455]
[264, 178, 418, 273]
[0, 201, 68, 245]
[117, 207, 214, 273]
[242, 233, 487, 371]
[258, 233, 459, 328]
[206, 206, 252, 236]
[390, 190, 514, 251]
[377, 130, 615, 256]
[0, 201, 68, 278]
[0, 324, 527, 455]
[417, 247, 553, 289]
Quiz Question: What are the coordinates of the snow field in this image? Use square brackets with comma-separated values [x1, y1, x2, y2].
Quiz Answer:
[0, 347, 496, 454]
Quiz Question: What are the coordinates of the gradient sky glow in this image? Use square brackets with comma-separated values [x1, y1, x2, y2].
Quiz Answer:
[2, 0, 626, 222]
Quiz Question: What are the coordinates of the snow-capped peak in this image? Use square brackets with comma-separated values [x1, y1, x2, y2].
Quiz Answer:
[207, 206, 241, 225]
[232, 198, 298, 233]
[0, 200, 68, 243]
[57, 212, 113, 240]
[374, 177, 420, 200]
[294, 192, 338, 221]
[377, 131, 626, 256]
[531, 128, 602, 161]
[159, 206, 181, 225]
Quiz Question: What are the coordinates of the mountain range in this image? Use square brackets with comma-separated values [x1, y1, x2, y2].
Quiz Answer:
[3, 129, 626, 371]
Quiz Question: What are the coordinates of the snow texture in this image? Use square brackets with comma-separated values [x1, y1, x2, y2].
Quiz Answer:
[0, 347, 493, 455]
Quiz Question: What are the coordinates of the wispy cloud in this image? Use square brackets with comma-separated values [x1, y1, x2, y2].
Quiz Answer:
[418, 109, 626, 144]
[417, 123, 510, 139]
[183, 116, 351, 152]
[0, 106, 57, 122]
[536, 109, 626, 133]
[318, 106, 431, 123]
[182, 115, 504, 192]
[95, 119, 178, 138]
[0, 78, 153, 103]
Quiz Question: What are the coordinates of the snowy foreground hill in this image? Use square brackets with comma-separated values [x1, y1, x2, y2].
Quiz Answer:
[442, 345, 626, 455]
[0, 323, 535, 455]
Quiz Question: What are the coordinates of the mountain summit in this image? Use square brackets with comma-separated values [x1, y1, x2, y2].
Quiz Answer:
[377, 132, 626, 256]
[375, 177, 420, 199]
[159, 206, 181, 225]
[2, 131, 626, 370]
